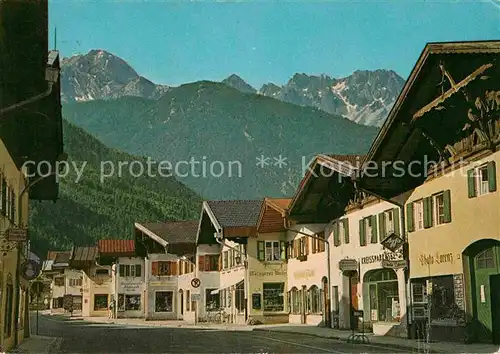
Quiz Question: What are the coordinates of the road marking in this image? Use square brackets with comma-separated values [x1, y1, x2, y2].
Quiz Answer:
[251, 333, 346, 353]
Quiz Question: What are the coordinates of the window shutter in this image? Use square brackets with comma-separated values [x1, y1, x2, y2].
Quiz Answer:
[343, 219, 350, 244]
[304, 237, 309, 255]
[371, 215, 378, 243]
[393, 208, 400, 235]
[151, 262, 158, 276]
[198, 256, 205, 271]
[443, 189, 452, 223]
[294, 239, 298, 258]
[171, 261, 178, 275]
[280, 241, 286, 261]
[359, 219, 366, 246]
[467, 169, 476, 198]
[378, 213, 386, 239]
[312, 236, 317, 253]
[135, 264, 141, 277]
[423, 197, 433, 228]
[257, 241, 265, 261]
[119, 265, 125, 276]
[204, 256, 211, 271]
[333, 222, 340, 246]
[487, 161, 497, 192]
[218, 255, 222, 271]
[319, 231, 326, 252]
[406, 203, 414, 232]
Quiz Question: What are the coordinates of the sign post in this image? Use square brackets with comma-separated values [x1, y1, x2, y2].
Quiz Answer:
[31, 281, 44, 335]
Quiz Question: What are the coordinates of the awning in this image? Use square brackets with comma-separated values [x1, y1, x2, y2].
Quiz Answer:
[210, 279, 244, 295]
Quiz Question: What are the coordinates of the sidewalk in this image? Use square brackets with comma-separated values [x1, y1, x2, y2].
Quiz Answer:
[6, 336, 62, 354]
[253, 324, 500, 353]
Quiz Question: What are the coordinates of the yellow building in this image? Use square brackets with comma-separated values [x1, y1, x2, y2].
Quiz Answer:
[358, 41, 500, 344]
[0, 139, 30, 352]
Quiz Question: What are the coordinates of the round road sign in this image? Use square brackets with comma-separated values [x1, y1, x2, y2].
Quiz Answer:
[191, 278, 201, 288]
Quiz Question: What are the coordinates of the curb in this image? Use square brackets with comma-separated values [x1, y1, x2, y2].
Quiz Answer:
[251, 328, 443, 353]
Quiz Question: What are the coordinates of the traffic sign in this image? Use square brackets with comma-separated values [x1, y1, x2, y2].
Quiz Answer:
[191, 278, 201, 288]
[31, 281, 45, 296]
[191, 293, 201, 302]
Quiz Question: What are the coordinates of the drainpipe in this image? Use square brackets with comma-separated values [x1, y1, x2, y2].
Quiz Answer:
[354, 184, 410, 338]
[214, 231, 248, 322]
[284, 218, 332, 328]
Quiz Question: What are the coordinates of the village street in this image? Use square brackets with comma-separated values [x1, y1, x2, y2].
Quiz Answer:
[32, 313, 408, 353]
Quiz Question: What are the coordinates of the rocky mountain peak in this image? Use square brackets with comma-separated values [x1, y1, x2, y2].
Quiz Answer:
[221, 74, 257, 94]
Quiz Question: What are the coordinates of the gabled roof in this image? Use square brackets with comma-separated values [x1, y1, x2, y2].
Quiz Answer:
[206, 200, 263, 228]
[136, 220, 199, 245]
[98, 239, 135, 256]
[257, 198, 292, 233]
[359, 40, 500, 199]
[288, 154, 360, 224]
[69, 246, 98, 269]
[52, 251, 71, 268]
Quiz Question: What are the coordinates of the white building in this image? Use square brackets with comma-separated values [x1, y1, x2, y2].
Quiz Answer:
[134, 221, 199, 320]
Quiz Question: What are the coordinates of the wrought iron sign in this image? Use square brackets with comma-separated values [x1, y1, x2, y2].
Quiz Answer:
[381, 232, 405, 253]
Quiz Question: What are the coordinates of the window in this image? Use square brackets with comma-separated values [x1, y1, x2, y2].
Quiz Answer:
[69, 278, 82, 287]
[205, 288, 220, 310]
[385, 210, 394, 234]
[94, 294, 108, 311]
[313, 231, 326, 252]
[235, 282, 245, 313]
[413, 200, 424, 231]
[263, 283, 284, 312]
[365, 270, 399, 322]
[468, 162, 497, 198]
[265, 241, 280, 261]
[308, 285, 323, 314]
[54, 277, 64, 286]
[477, 249, 496, 269]
[155, 291, 173, 312]
[433, 193, 445, 225]
[158, 262, 171, 276]
[199, 255, 219, 272]
[119, 264, 142, 277]
[223, 251, 228, 269]
[118, 294, 141, 311]
[290, 287, 301, 314]
[52, 297, 63, 309]
[366, 217, 375, 243]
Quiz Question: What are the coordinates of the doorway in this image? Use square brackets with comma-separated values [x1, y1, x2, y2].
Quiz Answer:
[490, 275, 500, 344]
[179, 290, 184, 316]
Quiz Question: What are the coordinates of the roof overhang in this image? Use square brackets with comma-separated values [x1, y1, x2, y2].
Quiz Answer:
[359, 41, 500, 200]
[196, 203, 220, 245]
[134, 222, 168, 248]
[288, 155, 357, 224]
[257, 198, 291, 233]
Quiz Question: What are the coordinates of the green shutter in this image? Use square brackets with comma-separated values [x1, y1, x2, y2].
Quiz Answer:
[406, 203, 414, 232]
[280, 241, 286, 261]
[488, 161, 497, 192]
[378, 213, 386, 240]
[423, 197, 434, 228]
[334, 222, 341, 246]
[359, 219, 366, 246]
[467, 169, 476, 198]
[393, 208, 400, 235]
[371, 215, 378, 243]
[443, 189, 452, 223]
[257, 241, 265, 261]
[119, 264, 125, 276]
[343, 219, 350, 244]
[136, 264, 142, 277]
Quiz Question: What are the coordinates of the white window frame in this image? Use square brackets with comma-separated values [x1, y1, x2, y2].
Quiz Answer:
[476, 165, 490, 196]
[413, 200, 424, 231]
[265, 241, 280, 262]
[433, 193, 445, 226]
[385, 209, 395, 234]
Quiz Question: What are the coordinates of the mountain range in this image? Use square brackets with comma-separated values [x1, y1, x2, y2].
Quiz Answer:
[61, 50, 405, 127]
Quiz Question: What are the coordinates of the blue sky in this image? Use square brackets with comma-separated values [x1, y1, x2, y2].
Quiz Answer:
[49, 0, 500, 88]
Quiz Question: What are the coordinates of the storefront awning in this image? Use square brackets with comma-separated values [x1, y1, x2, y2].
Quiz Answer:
[211, 279, 244, 295]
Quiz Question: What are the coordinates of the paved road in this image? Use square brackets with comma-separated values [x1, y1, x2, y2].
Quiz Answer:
[32, 314, 410, 353]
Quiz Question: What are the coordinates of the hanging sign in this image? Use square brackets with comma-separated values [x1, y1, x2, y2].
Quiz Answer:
[381, 259, 407, 269]
[21, 260, 40, 281]
[339, 259, 358, 272]
[380, 232, 404, 252]
[7, 228, 28, 242]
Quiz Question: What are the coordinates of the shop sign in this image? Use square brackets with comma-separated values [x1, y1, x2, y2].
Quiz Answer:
[381, 259, 407, 269]
[8, 228, 27, 242]
[380, 233, 404, 252]
[339, 259, 358, 272]
[122, 283, 142, 292]
[360, 252, 402, 265]
[293, 269, 314, 280]
[419, 252, 455, 267]
[249, 270, 287, 277]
